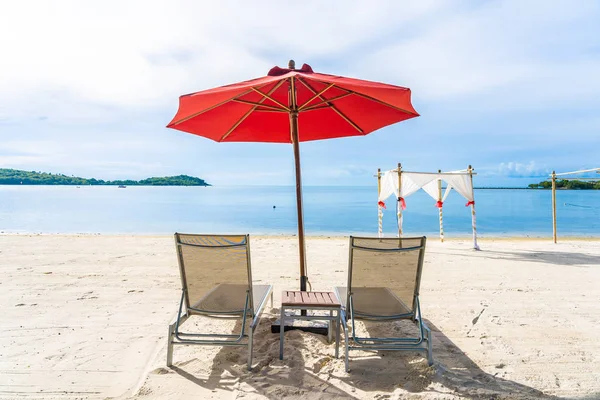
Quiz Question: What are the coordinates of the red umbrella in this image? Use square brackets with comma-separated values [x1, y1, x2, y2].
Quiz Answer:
[167, 61, 419, 292]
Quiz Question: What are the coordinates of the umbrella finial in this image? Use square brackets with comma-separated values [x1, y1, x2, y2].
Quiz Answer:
[288, 60, 296, 70]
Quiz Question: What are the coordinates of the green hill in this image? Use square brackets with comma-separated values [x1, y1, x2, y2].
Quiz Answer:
[0, 169, 211, 186]
[528, 179, 600, 189]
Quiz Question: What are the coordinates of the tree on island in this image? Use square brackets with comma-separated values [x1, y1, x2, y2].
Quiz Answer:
[0, 169, 211, 186]
[528, 179, 600, 189]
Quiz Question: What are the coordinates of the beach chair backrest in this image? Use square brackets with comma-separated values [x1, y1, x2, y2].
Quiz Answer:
[348, 236, 426, 315]
[174, 233, 253, 314]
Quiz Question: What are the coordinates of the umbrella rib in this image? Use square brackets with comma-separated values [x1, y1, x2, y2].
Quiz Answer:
[297, 83, 336, 111]
[168, 88, 255, 127]
[219, 80, 287, 141]
[344, 90, 417, 116]
[300, 92, 353, 111]
[251, 87, 290, 112]
[300, 105, 331, 112]
[231, 99, 287, 112]
[297, 76, 418, 116]
[297, 78, 363, 134]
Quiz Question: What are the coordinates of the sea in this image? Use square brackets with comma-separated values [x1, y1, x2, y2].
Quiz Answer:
[1, 185, 599, 238]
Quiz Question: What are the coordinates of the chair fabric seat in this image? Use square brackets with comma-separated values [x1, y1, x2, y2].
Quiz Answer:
[190, 283, 271, 315]
[335, 286, 412, 318]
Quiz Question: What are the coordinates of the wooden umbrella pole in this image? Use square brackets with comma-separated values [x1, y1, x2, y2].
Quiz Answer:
[377, 168, 383, 238]
[397, 163, 403, 239]
[438, 169, 444, 242]
[552, 170, 557, 243]
[290, 112, 307, 291]
[288, 61, 308, 292]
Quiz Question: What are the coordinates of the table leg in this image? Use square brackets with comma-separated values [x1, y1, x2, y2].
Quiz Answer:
[279, 307, 285, 360]
[328, 309, 333, 343]
[335, 309, 340, 358]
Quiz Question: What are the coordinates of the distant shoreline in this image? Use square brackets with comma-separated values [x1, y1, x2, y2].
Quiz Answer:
[0, 168, 210, 186]
[0, 185, 597, 190]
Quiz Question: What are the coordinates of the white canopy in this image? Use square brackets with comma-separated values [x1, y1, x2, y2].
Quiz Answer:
[377, 168, 479, 250]
[379, 171, 474, 205]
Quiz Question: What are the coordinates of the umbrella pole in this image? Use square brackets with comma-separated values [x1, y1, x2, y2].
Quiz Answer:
[290, 111, 308, 292]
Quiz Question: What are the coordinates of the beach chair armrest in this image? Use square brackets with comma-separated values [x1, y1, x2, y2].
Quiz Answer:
[251, 284, 273, 329]
[169, 289, 190, 328]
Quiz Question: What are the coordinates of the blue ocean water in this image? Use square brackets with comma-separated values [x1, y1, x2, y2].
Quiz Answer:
[0, 185, 599, 237]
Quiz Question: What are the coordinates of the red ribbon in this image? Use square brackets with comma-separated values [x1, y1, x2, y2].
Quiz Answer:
[436, 201, 443, 208]
[466, 200, 475, 207]
[378, 200, 386, 209]
[398, 197, 406, 210]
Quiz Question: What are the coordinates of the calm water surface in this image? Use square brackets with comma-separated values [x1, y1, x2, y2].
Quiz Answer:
[1, 185, 599, 237]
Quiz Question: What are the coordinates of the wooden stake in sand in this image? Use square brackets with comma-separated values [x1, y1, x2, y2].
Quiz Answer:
[468, 165, 480, 250]
[377, 168, 383, 238]
[550, 167, 599, 243]
[397, 163, 403, 238]
[552, 170, 557, 244]
[437, 169, 444, 242]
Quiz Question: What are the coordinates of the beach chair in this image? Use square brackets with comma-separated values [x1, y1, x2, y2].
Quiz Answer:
[335, 236, 432, 372]
[167, 234, 273, 371]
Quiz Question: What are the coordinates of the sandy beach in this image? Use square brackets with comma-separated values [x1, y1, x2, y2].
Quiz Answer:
[1, 235, 599, 399]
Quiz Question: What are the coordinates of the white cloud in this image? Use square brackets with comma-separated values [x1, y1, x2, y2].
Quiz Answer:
[0, 0, 441, 122]
[353, 0, 600, 108]
[1, 0, 599, 185]
[495, 161, 550, 178]
[2, 0, 599, 120]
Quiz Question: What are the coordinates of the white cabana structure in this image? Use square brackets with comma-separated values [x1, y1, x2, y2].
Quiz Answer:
[377, 164, 480, 250]
[550, 167, 600, 243]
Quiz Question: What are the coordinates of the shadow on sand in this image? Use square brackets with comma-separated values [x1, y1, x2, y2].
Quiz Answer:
[430, 248, 600, 267]
[342, 318, 561, 399]
[165, 310, 581, 399]
[169, 314, 358, 399]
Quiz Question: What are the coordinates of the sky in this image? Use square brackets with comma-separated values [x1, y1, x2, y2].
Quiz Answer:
[1, 0, 599, 187]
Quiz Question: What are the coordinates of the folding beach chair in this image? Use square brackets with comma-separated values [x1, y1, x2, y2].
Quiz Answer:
[167, 234, 273, 371]
[335, 236, 432, 372]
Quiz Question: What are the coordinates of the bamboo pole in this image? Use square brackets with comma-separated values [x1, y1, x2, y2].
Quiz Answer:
[552, 170, 557, 243]
[377, 168, 383, 238]
[437, 169, 444, 242]
[554, 167, 600, 176]
[397, 163, 403, 238]
[468, 165, 480, 250]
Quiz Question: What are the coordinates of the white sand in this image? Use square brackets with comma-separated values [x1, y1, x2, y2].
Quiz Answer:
[1, 235, 599, 399]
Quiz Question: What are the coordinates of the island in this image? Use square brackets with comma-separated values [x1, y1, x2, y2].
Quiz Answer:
[528, 179, 600, 190]
[0, 169, 211, 186]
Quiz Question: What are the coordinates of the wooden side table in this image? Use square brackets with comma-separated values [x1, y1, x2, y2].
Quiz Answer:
[279, 291, 341, 360]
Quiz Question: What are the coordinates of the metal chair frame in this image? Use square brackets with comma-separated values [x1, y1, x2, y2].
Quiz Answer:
[338, 236, 433, 372]
[167, 233, 273, 371]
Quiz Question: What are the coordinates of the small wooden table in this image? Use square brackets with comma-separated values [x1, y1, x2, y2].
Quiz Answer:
[279, 291, 341, 360]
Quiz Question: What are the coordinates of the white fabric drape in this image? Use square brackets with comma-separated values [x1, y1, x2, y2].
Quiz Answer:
[379, 171, 443, 202]
[443, 174, 473, 202]
[421, 180, 439, 201]
[442, 185, 452, 201]
[378, 171, 398, 202]
[422, 179, 453, 202]
[400, 173, 438, 198]
[442, 173, 479, 250]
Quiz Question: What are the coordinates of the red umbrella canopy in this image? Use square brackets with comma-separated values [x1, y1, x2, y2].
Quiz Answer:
[167, 63, 419, 143]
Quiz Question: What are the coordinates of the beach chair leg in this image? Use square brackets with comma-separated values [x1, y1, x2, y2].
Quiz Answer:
[426, 325, 433, 366]
[270, 291, 274, 308]
[279, 306, 285, 360]
[342, 316, 350, 372]
[166, 322, 175, 367]
[247, 327, 254, 371]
